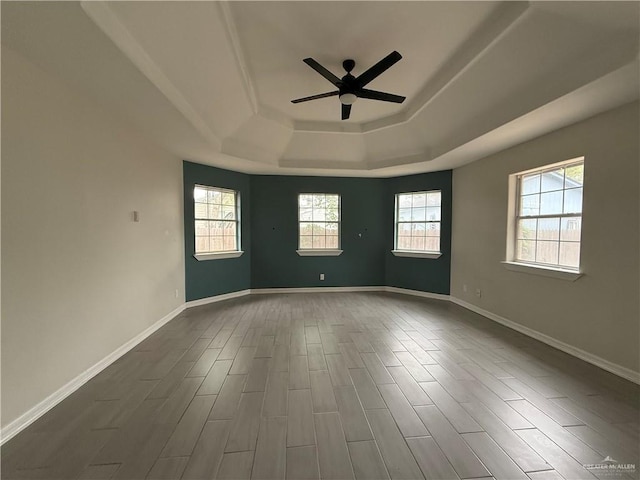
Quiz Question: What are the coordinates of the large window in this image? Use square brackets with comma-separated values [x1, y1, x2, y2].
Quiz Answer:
[298, 194, 341, 251]
[513, 158, 584, 270]
[395, 191, 441, 254]
[194, 185, 240, 257]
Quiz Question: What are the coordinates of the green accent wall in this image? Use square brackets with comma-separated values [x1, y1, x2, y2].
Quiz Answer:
[385, 170, 452, 294]
[183, 161, 452, 299]
[183, 162, 251, 301]
[250, 175, 386, 288]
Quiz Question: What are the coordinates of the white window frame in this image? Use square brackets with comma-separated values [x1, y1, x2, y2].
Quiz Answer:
[193, 185, 243, 261]
[503, 157, 584, 281]
[297, 193, 343, 257]
[392, 190, 442, 259]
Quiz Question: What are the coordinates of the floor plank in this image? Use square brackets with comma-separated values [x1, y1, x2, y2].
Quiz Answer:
[461, 431, 529, 480]
[187, 348, 221, 377]
[244, 358, 271, 392]
[287, 389, 316, 447]
[334, 385, 374, 442]
[197, 359, 233, 395]
[229, 347, 258, 375]
[286, 446, 320, 480]
[361, 353, 395, 385]
[182, 420, 231, 480]
[340, 343, 366, 369]
[414, 405, 490, 479]
[217, 451, 254, 480]
[349, 368, 387, 410]
[225, 391, 264, 452]
[251, 416, 287, 480]
[314, 412, 355, 480]
[378, 383, 429, 438]
[263, 370, 289, 417]
[209, 374, 247, 420]
[310, 370, 338, 413]
[515, 429, 598, 480]
[420, 381, 482, 433]
[326, 353, 354, 386]
[461, 401, 551, 473]
[365, 408, 425, 479]
[348, 440, 390, 480]
[387, 366, 433, 406]
[160, 394, 216, 457]
[289, 355, 311, 390]
[308, 344, 328, 371]
[146, 456, 189, 480]
[406, 436, 460, 480]
[3, 293, 638, 480]
[393, 351, 433, 383]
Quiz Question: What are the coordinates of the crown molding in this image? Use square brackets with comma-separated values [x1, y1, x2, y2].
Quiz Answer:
[216, 2, 259, 114]
[80, 1, 222, 151]
[274, 2, 531, 136]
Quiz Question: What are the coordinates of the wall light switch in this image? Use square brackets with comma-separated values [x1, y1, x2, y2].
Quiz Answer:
[133, 211, 140, 222]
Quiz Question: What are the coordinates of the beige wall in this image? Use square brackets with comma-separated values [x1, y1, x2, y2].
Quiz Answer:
[451, 101, 639, 375]
[1, 47, 185, 428]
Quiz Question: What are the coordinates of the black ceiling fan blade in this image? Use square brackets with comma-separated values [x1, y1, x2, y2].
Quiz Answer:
[355, 51, 402, 87]
[303, 58, 342, 87]
[357, 88, 406, 103]
[291, 91, 339, 104]
[342, 103, 352, 120]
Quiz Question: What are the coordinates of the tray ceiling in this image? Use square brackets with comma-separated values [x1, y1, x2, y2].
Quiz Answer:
[2, 1, 638, 176]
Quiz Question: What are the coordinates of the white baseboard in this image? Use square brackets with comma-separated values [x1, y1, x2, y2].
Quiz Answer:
[249, 286, 450, 302]
[251, 286, 383, 294]
[384, 286, 450, 301]
[0, 303, 186, 445]
[185, 289, 251, 307]
[450, 296, 640, 385]
[5, 287, 637, 444]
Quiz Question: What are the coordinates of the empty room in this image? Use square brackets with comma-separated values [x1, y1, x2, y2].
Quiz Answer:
[2, 1, 639, 479]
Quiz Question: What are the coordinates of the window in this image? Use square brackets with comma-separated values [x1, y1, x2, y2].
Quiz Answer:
[193, 185, 242, 260]
[510, 158, 584, 272]
[297, 193, 342, 256]
[393, 191, 442, 258]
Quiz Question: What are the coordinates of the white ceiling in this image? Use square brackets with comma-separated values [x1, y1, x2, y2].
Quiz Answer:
[2, 1, 638, 177]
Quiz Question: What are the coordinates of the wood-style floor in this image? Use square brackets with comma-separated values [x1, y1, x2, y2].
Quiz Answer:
[2, 292, 639, 480]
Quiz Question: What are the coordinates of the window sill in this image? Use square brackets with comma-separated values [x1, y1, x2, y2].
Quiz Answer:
[392, 250, 442, 259]
[501, 261, 582, 281]
[194, 251, 244, 261]
[296, 249, 343, 257]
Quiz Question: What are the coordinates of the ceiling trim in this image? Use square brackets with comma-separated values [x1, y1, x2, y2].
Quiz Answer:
[360, 1, 531, 133]
[217, 2, 259, 115]
[280, 1, 531, 135]
[80, 0, 222, 150]
[66, 1, 638, 178]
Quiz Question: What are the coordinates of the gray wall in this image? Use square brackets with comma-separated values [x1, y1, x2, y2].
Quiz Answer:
[451, 101, 639, 374]
[2, 47, 185, 429]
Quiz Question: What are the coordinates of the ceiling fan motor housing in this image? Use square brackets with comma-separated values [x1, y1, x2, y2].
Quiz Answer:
[292, 52, 405, 119]
[343, 59, 356, 73]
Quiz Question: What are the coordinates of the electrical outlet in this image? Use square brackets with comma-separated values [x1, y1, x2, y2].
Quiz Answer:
[463, 284, 468, 293]
[174, 289, 179, 298]
[320, 273, 325, 281]
[475, 288, 482, 298]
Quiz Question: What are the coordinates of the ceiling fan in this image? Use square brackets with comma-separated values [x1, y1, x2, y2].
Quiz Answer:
[291, 51, 406, 120]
